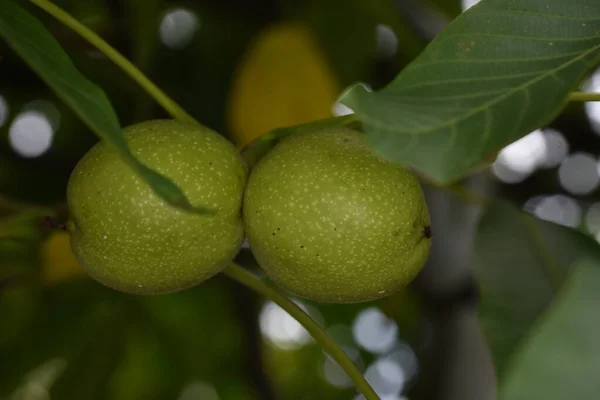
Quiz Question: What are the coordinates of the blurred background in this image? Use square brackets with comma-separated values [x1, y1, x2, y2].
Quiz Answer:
[1, 0, 599, 399]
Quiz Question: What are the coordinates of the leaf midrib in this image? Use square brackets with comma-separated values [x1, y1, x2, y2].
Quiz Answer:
[353, 42, 600, 135]
[475, 8, 600, 23]
[437, 31, 600, 43]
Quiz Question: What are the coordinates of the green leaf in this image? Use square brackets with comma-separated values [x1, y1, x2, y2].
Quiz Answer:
[500, 259, 600, 400]
[0, 0, 212, 214]
[472, 201, 600, 377]
[341, 0, 600, 183]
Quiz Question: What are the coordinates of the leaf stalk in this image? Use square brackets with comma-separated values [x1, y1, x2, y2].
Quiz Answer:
[29, 0, 198, 124]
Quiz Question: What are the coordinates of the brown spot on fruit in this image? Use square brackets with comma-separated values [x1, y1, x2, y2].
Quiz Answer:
[424, 226, 433, 239]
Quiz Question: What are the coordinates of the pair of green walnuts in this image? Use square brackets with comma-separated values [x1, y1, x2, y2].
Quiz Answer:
[67, 120, 432, 303]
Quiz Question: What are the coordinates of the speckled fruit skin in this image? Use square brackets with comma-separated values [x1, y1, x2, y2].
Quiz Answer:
[67, 120, 247, 294]
[243, 128, 432, 303]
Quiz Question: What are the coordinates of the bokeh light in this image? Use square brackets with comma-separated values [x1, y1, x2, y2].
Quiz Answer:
[23, 100, 61, 132]
[8, 110, 55, 158]
[352, 307, 398, 354]
[331, 101, 354, 117]
[331, 83, 373, 117]
[493, 128, 572, 184]
[384, 396, 409, 400]
[582, 67, 600, 135]
[332, 85, 371, 117]
[496, 130, 546, 174]
[364, 357, 406, 396]
[159, 8, 199, 50]
[523, 195, 546, 215]
[558, 152, 599, 195]
[322, 346, 363, 388]
[386, 343, 419, 383]
[376, 24, 398, 59]
[492, 130, 546, 183]
[524, 194, 581, 228]
[584, 202, 600, 236]
[539, 128, 569, 169]
[491, 160, 531, 184]
[259, 300, 323, 350]
[461, 0, 481, 11]
[9, 358, 67, 400]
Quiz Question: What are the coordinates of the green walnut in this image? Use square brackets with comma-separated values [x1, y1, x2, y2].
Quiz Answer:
[243, 128, 432, 303]
[67, 120, 247, 294]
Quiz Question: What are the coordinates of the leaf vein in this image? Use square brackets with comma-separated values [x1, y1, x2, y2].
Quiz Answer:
[360, 43, 600, 135]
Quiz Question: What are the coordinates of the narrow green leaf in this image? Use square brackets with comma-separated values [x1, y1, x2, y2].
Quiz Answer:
[472, 201, 600, 377]
[0, 0, 212, 214]
[341, 0, 600, 183]
[500, 259, 600, 400]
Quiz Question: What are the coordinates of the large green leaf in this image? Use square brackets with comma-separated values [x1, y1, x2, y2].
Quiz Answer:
[500, 259, 600, 400]
[0, 0, 211, 213]
[341, 0, 600, 183]
[472, 201, 600, 377]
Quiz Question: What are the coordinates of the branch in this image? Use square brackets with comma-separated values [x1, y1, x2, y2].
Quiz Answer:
[222, 264, 380, 400]
[568, 91, 600, 102]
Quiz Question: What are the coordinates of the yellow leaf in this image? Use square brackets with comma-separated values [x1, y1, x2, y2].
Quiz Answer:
[41, 231, 86, 285]
[227, 22, 341, 148]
